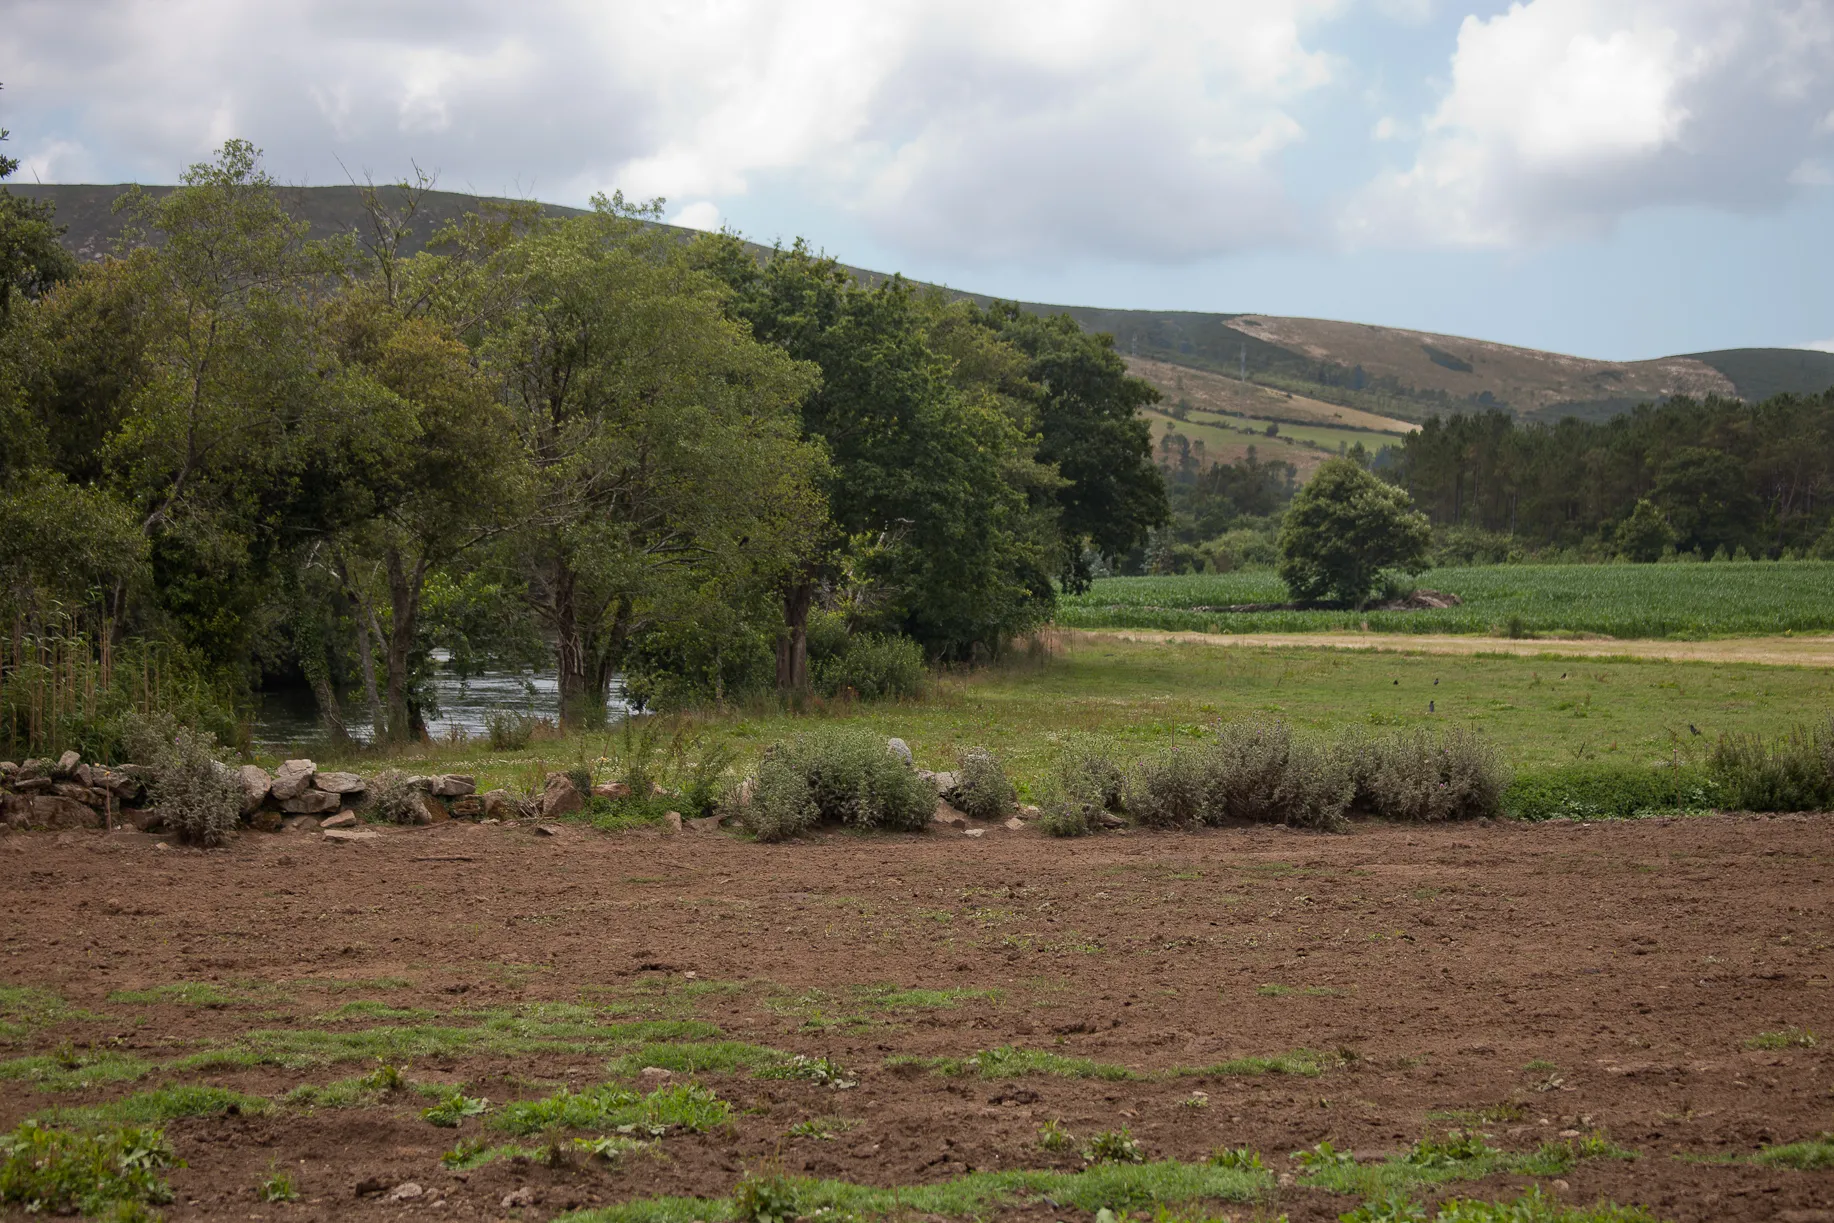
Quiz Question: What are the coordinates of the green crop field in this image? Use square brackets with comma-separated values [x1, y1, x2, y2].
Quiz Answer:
[1058, 563, 1834, 639]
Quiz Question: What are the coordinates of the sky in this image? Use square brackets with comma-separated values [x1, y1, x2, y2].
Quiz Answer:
[3, 0, 1832, 360]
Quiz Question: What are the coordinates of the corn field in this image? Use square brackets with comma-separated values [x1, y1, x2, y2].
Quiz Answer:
[1056, 561, 1834, 639]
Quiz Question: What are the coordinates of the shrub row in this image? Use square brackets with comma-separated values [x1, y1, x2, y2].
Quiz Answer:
[1042, 722, 1508, 836]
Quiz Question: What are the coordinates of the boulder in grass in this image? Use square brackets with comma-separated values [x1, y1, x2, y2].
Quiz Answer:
[270, 759, 317, 801]
[236, 765, 272, 814]
[315, 771, 365, 795]
[431, 774, 476, 798]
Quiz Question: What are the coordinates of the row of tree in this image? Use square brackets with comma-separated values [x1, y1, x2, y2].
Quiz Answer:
[0, 136, 1168, 743]
[1390, 397, 1834, 558]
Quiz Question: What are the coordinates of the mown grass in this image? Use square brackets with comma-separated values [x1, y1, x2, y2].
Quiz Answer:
[1753, 1134, 1834, 1170]
[1059, 564, 1834, 639]
[554, 1160, 1273, 1223]
[0, 1051, 154, 1093]
[172, 1017, 724, 1071]
[1297, 1132, 1633, 1198]
[34, 1084, 267, 1130]
[493, 1082, 730, 1137]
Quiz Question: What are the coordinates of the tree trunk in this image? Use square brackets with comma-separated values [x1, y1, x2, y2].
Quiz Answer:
[334, 554, 386, 742]
[552, 560, 592, 731]
[776, 579, 812, 692]
[383, 545, 427, 743]
[309, 671, 349, 743]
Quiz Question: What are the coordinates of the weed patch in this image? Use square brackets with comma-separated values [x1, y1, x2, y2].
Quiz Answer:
[1745, 1027, 1817, 1050]
[1342, 1186, 1661, 1222]
[0, 1121, 176, 1218]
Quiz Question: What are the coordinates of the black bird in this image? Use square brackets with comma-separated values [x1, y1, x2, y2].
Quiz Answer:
[1433, 677, 1439, 685]
[1689, 724, 1701, 736]
[1393, 679, 1398, 685]
[1561, 672, 1568, 679]
[1429, 700, 1435, 713]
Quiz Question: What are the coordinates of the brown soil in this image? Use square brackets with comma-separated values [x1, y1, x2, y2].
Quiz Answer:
[2, 815, 1830, 1222]
[1075, 627, 1834, 668]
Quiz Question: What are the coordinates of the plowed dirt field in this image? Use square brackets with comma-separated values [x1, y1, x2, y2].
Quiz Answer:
[2, 814, 1830, 1222]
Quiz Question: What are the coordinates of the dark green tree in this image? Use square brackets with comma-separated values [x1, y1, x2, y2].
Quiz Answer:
[970, 303, 1168, 591]
[1277, 458, 1431, 606]
[1614, 498, 1676, 562]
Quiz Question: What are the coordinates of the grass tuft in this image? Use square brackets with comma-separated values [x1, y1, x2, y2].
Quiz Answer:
[0, 1121, 176, 1218]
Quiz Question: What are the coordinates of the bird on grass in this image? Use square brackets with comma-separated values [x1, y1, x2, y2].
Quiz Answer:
[1429, 700, 1435, 713]
[1689, 724, 1701, 736]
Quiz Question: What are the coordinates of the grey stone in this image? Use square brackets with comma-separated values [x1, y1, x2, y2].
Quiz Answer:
[72, 762, 93, 787]
[54, 750, 81, 778]
[431, 774, 476, 798]
[480, 789, 517, 819]
[320, 812, 358, 829]
[315, 771, 365, 794]
[963, 828, 986, 838]
[12, 777, 51, 794]
[236, 765, 272, 814]
[1004, 816, 1026, 831]
[280, 789, 340, 815]
[323, 827, 380, 843]
[27, 795, 101, 830]
[931, 802, 968, 828]
[388, 1183, 424, 1202]
[542, 773, 582, 818]
[686, 815, 722, 833]
[94, 768, 143, 802]
[535, 823, 565, 836]
[270, 759, 317, 801]
[932, 771, 958, 794]
[886, 737, 912, 765]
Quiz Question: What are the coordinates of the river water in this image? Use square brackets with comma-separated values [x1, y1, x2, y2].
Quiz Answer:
[253, 659, 627, 748]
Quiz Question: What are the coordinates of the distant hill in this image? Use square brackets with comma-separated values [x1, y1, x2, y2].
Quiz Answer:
[16, 182, 1834, 426]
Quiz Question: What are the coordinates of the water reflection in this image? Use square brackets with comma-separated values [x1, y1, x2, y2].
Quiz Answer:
[254, 657, 628, 748]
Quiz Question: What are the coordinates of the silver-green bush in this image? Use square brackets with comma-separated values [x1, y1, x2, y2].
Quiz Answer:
[1346, 727, 1509, 821]
[739, 727, 935, 842]
[363, 770, 423, 825]
[949, 747, 1015, 820]
[1038, 735, 1127, 837]
[123, 712, 241, 847]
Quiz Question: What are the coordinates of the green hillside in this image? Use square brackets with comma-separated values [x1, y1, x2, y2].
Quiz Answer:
[16, 182, 1832, 423]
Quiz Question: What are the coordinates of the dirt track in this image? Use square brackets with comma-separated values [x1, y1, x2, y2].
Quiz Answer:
[1073, 627, 1834, 668]
[2, 814, 1831, 1222]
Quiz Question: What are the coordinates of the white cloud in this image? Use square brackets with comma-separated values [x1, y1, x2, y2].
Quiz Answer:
[1803, 337, 1834, 352]
[669, 200, 722, 232]
[1344, 0, 1834, 248]
[0, 0, 1339, 264]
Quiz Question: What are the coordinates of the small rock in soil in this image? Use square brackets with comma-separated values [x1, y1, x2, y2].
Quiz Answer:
[963, 828, 986, 838]
[323, 828, 380, 843]
[388, 1182, 424, 1200]
[536, 823, 565, 836]
[1004, 816, 1025, 831]
[320, 812, 357, 829]
[502, 1187, 536, 1208]
[932, 802, 968, 828]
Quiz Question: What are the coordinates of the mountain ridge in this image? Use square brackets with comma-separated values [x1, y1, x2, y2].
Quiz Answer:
[15, 182, 1834, 425]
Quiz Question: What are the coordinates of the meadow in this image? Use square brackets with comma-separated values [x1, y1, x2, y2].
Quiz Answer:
[288, 633, 1834, 794]
[1058, 563, 1834, 639]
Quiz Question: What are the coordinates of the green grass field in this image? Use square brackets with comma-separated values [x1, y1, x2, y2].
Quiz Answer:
[1059, 563, 1834, 639]
[308, 635, 1834, 788]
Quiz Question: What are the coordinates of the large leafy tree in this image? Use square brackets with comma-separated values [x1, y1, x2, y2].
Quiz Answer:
[696, 237, 1056, 681]
[488, 202, 825, 726]
[1277, 457, 1431, 606]
[969, 303, 1168, 591]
